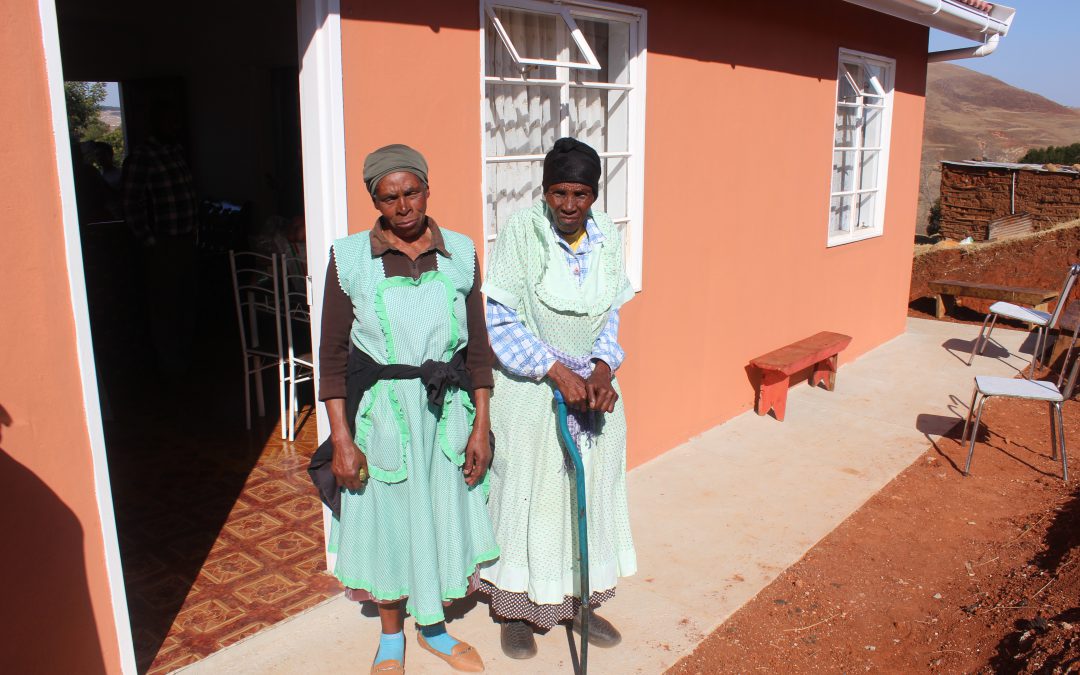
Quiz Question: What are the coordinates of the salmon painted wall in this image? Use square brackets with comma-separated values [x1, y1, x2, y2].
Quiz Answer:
[338, 1, 927, 468]
[340, 2, 484, 239]
[0, 2, 119, 672]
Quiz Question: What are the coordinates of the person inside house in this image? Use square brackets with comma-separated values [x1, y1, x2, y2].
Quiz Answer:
[318, 144, 498, 674]
[479, 137, 637, 658]
[122, 100, 199, 380]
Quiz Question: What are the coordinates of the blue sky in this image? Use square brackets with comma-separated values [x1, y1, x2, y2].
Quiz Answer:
[929, 0, 1080, 107]
[99, 1, 1078, 110]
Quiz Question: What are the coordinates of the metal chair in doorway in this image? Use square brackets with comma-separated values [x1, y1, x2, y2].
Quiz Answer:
[228, 251, 286, 430]
[279, 254, 314, 441]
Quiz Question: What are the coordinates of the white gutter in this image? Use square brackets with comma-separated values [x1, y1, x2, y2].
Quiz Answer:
[842, 0, 1015, 46]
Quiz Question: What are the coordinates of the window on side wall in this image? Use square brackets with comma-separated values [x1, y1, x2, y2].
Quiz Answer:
[482, 0, 647, 289]
[828, 49, 895, 246]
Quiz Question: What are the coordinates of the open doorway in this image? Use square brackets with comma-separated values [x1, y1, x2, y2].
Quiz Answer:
[55, 1, 340, 671]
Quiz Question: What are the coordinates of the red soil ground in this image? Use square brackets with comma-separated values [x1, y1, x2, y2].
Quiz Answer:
[668, 393, 1080, 674]
[669, 226, 1080, 674]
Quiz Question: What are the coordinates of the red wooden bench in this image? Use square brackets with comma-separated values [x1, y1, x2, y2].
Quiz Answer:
[749, 331, 852, 421]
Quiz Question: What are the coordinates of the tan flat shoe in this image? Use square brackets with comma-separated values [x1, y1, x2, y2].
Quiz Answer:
[416, 632, 484, 672]
[370, 658, 404, 674]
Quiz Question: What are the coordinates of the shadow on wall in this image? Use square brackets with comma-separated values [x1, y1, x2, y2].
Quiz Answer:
[0, 403, 107, 674]
[340, 0, 927, 98]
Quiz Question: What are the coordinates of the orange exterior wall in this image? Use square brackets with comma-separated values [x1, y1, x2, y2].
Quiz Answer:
[341, 0, 927, 469]
[0, 2, 121, 672]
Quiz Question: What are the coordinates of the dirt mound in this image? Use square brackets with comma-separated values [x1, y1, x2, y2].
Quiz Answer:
[909, 219, 1080, 316]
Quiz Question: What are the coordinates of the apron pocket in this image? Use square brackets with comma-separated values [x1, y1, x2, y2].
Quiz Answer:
[438, 388, 475, 466]
[356, 381, 409, 483]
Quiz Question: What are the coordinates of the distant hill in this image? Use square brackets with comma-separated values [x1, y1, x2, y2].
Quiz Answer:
[916, 63, 1080, 233]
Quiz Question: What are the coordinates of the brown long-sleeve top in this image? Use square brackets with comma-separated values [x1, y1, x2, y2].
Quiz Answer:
[318, 218, 495, 401]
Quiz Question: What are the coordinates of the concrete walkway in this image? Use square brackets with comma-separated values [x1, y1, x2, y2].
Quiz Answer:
[182, 318, 1029, 674]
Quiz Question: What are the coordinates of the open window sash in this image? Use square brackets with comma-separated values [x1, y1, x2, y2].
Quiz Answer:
[486, 0, 602, 71]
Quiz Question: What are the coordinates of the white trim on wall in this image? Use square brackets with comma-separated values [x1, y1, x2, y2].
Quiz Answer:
[298, 0, 349, 441]
[38, 0, 137, 671]
[39, 0, 350, 666]
[296, 0, 350, 558]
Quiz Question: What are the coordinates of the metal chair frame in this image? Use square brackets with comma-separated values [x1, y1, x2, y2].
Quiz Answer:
[968, 264, 1080, 378]
[960, 378, 1067, 481]
[229, 251, 286, 430]
[280, 253, 314, 441]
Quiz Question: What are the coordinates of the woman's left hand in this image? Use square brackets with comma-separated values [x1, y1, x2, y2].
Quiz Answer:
[463, 428, 492, 486]
[586, 360, 618, 413]
[464, 388, 493, 487]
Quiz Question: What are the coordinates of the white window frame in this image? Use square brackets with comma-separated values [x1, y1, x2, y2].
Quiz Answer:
[827, 48, 895, 247]
[480, 0, 647, 290]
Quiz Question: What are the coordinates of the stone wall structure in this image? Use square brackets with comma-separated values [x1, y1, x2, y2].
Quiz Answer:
[939, 161, 1080, 241]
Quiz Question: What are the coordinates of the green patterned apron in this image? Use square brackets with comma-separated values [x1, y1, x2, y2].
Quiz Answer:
[327, 227, 498, 625]
[480, 201, 637, 605]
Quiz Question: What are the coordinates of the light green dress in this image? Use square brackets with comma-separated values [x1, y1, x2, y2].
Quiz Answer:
[480, 200, 637, 607]
[327, 228, 499, 626]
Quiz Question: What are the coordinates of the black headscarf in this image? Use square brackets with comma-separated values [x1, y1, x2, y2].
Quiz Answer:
[542, 137, 601, 196]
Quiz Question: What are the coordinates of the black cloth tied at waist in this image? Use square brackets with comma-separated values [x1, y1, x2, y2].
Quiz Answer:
[308, 346, 473, 517]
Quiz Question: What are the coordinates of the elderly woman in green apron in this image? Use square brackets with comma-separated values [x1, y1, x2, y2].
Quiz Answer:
[319, 144, 498, 674]
[479, 138, 637, 658]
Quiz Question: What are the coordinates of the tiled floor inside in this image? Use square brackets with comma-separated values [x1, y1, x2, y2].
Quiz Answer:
[109, 404, 342, 674]
[85, 246, 341, 673]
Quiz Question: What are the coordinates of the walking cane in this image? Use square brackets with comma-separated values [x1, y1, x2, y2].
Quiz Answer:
[554, 390, 590, 675]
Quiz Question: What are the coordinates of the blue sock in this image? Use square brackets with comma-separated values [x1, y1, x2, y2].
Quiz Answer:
[419, 622, 460, 655]
[375, 631, 405, 663]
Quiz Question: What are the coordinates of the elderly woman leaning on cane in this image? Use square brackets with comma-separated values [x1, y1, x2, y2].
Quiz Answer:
[318, 144, 498, 674]
[479, 138, 637, 659]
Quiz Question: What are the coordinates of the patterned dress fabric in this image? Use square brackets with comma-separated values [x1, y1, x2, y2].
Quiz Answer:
[327, 228, 499, 626]
[479, 200, 637, 629]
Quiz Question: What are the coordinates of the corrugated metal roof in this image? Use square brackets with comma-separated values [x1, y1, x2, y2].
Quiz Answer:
[942, 160, 1080, 175]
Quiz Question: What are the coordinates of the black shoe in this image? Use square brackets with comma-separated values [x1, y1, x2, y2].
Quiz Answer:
[500, 620, 538, 659]
[572, 610, 622, 648]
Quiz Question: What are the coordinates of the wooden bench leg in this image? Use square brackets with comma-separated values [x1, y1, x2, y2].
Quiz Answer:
[811, 354, 839, 391]
[935, 294, 946, 319]
[757, 370, 789, 421]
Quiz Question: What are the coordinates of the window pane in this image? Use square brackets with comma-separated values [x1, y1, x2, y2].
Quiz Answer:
[486, 83, 558, 157]
[830, 195, 852, 234]
[574, 17, 631, 85]
[859, 150, 880, 191]
[601, 156, 629, 221]
[862, 61, 886, 95]
[492, 7, 586, 65]
[838, 63, 861, 103]
[856, 191, 877, 230]
[486, 160, 545, 236]
[834, 105, 859, 147]
[569, 88, 629, 153]
[862, 107, 882, 147]
[832, 151, 855, 193]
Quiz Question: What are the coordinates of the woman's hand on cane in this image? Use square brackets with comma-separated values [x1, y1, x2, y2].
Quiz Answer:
[547, 361, 589, 410]
[586, 360, 618, 413]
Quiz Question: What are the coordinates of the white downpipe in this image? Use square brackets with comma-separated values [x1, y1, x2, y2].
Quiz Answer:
[928, 32, 1000, 62]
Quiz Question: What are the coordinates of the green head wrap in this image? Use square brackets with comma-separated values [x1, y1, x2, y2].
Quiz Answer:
[363, 144, 429, 197]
